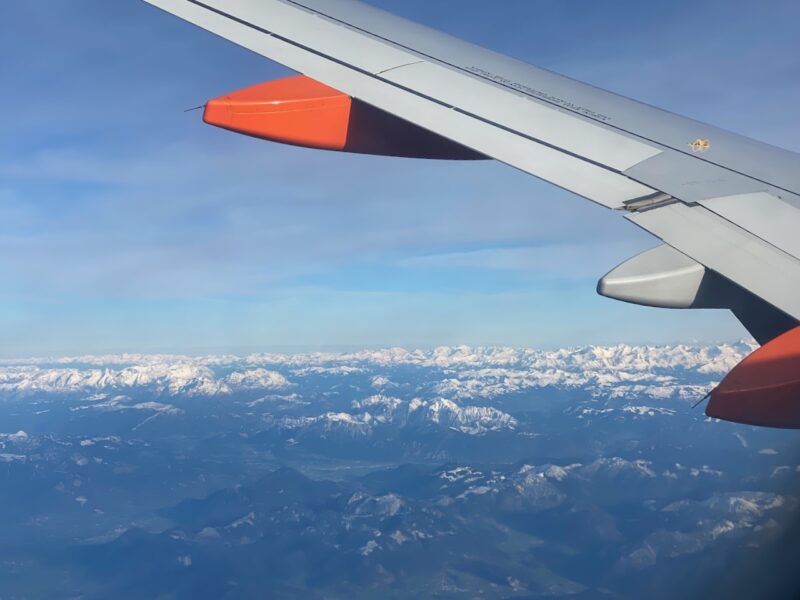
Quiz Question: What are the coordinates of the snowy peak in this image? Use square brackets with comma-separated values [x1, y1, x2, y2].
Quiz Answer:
[0, 343, 752, 411]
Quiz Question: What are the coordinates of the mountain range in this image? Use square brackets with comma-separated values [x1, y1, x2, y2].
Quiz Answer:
[0, 343, 797, 599]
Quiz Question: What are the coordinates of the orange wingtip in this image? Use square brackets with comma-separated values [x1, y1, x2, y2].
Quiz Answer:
[707, 326, 800, 428]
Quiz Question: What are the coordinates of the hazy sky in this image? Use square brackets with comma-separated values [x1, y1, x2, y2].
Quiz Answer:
[1, 0, 799, 356]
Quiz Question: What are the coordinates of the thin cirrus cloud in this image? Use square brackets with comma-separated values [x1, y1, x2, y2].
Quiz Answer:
[397, 242, 649, 279]
[0, 0, 797, 354]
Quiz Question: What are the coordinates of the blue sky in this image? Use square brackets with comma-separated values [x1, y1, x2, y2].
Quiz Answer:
[1, 0, 799, 356]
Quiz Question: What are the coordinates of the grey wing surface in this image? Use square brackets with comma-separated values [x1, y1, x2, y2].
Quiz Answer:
[143, 0, 800, 338]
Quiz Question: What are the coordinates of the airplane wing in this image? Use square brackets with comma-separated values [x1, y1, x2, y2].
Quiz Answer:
[142, 0, 800, 427]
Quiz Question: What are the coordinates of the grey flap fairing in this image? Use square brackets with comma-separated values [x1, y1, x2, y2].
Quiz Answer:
[598, 244, 798, 343]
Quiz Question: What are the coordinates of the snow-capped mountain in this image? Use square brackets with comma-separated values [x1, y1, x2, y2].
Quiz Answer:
[0, 342, 752, 400]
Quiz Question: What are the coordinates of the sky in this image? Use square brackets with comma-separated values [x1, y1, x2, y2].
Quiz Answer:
[1, 0, 799, 356]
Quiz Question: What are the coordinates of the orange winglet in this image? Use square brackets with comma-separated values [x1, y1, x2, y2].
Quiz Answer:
[707, 326, 800, 428]
[203, 75, 485, 160]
